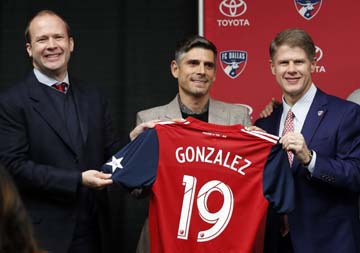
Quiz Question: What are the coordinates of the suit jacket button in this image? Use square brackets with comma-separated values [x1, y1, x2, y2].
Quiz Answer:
[74, 157, 79, 164]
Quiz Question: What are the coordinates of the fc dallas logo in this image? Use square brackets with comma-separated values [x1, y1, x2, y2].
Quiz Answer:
[294, 0, 322, 20]
[220, 50, 247, 79]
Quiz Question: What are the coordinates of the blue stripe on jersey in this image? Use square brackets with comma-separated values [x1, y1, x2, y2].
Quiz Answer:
[263, 144, 295, 214]
[102, 129, 159, 188]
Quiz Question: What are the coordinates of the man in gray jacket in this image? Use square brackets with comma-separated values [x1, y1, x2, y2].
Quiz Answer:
[132, 35, 252, 253]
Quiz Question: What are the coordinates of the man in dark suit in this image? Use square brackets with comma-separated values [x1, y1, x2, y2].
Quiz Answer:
[0, 10, 122, 253]
[256, 28, 360, 253]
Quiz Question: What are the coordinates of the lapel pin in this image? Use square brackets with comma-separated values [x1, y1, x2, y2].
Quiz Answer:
[317, 110, 324, 117]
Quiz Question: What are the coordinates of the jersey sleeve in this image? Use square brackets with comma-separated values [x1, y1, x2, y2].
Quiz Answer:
[263, 144, 295, 214]
[102, 129, 159, 188]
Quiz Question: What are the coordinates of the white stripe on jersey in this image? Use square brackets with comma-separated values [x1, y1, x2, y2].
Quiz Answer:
[241, 129, 279, 144]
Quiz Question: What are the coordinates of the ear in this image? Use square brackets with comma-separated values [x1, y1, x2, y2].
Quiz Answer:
[310, 59, 316, 73]
[26, 43, 32, 57]
[69, 37, 74, 52]
[270, 59, 276, 75]
[170, 60, 179, 78]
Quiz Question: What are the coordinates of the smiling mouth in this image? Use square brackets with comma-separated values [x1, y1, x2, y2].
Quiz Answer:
[192, 81, 208, 88]
[191, 79, 207, 83]
[45, 53, 61, 59]
[285, 77, 300, 83]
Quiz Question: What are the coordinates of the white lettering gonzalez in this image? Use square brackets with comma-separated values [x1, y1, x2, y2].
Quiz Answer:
[175, 146, 251, 175]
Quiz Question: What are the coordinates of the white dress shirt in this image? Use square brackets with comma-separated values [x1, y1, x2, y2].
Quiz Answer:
[279, 84, 317, 173]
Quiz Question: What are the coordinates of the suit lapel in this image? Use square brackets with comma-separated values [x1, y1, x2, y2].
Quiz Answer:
[208, 98, 226, 124]
[27, 73, 77, 154]
[301, 90, 327, 147]
[164, 96, 182, 119]
[293, 90, 327, 171]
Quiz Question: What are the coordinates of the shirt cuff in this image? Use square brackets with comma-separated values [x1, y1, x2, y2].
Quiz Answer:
[306, 150, 316, 174]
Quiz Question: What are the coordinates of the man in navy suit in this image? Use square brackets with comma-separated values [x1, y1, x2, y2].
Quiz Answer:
[0, 10, 122, 253]
[256, 28, 360, 253]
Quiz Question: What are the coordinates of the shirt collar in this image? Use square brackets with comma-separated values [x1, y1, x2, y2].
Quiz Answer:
[280, 83, 317, 133]
[33, 68, 70, 87]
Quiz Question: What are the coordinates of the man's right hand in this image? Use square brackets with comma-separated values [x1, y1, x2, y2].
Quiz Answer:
[129, 118, 184, 141]
[259, 98, 281, 118]
[129, 119, 162, 141]
[82, 170, 113, 189]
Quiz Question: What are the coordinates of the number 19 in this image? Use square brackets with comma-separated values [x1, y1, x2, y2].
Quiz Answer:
[177, 175, 234, 242]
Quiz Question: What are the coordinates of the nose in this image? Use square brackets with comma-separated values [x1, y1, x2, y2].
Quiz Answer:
[287, 62, 296, 73]
[47, 37, 57, 49]
[197, 63, 206, 74]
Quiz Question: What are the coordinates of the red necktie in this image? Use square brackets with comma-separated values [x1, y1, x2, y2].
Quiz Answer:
[52, 83, 67, 93]
[282, 110, 295, 166]
[280, 109, 295, 237]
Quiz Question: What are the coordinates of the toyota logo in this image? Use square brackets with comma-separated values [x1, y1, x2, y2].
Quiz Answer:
[219, 0, 247, 17]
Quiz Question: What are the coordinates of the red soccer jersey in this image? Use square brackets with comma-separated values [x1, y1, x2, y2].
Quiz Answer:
[103, 117, 294, 253]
